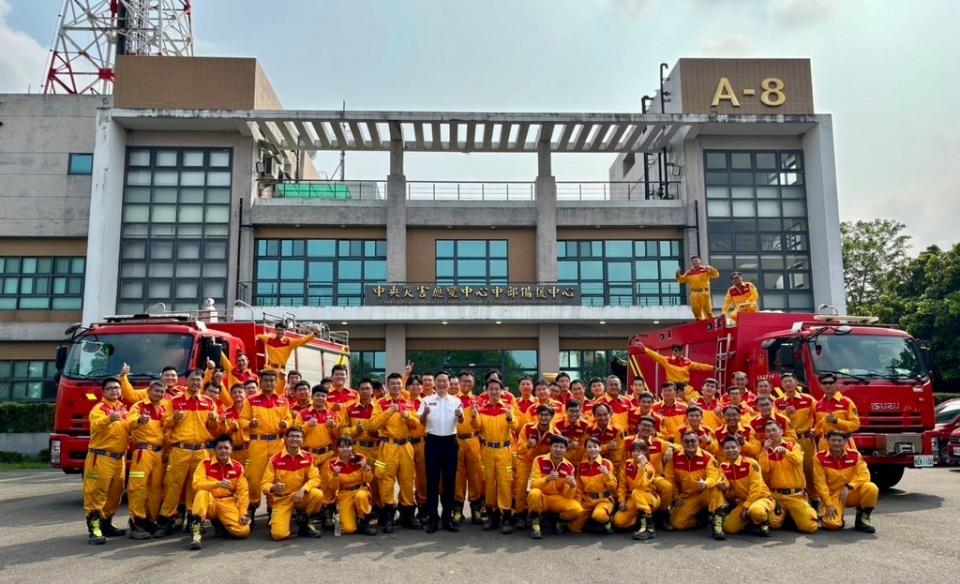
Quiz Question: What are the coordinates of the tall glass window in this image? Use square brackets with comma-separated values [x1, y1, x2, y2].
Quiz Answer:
[704, 150, 813, 311]
[254, 239, 386, 307]
[557, 240, 683, 306]
[559, 349, 627, 383]
[436, 240, 508, 286]
[0, 257, 84, 310]
[0, 360, 57, 401]
[350, 351, 386, 381]
[405, 350, 537, 392]
[118, 148, 232, 314]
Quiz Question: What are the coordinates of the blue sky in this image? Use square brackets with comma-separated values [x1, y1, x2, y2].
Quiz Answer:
[2, 0, 958, 250]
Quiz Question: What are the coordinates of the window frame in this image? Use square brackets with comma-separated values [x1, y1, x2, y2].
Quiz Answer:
[67, 153, 94, 175]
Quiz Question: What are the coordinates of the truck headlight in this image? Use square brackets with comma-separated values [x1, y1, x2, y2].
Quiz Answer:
[50, 440, 61, 465]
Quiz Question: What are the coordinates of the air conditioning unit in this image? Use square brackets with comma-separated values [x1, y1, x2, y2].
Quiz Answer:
[257, 155, 281, 182]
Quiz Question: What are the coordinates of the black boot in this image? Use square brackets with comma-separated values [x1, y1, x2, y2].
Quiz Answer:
[100, 515, 126, 537]
[500, 510, 514, 534]
[529, 513, 543, 540]
[381, 505, 396, 534]
[441, 510, 459, 532]
[514, 511, 528, 530]
[452, 502, 464, 525]
[189, 515, 203, 550]
[174, 506, 187, 532]
[659, 509, 675, 531]
[400, 506, 422, 530]
[418, 504, 429, 526]
[129, 518, 152, 541]
[712, 511, 727, 541]
[86, 513, 106, 545]
[633, 514, 653, 541]
[855, 508, 876, 533]
[210, 519, 227, 538]
[482, 508, 500, 531]
[470, 500, 484, 525]
[359, 515, 378, 536]
[758, 521, 771, 537]
[153, 515, 175, 538]
[247, 506, 257, 529]
[299, 513, 322, 538]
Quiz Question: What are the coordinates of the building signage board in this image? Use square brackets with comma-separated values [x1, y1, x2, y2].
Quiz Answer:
[364, 283, 581, 306]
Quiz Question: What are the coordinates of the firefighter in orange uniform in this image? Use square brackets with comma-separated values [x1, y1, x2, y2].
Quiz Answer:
[775, 373, 818, 489]
[322, 437, 378, 535]
[405, 374, 428, 524]
[296, 385, 341, 469]
[652, 382, 689, 440]
[261, 427, 324, 540]
[257, 322, 318, 372]
[813, 430, 878, 533]
[750, 395, 798, 445]
[83, 377, 129, 544]
[554, 400, 590, 466]
[718, 435, 775, 536]
[527, 435, 582, 539]
[220, 384, 249, 467]
[514, 376, 537, 429]
[694, 379, 724, 430]
[722, 271, 760, 323]
[188, 435, 251, 549]
[370, 372, 421, 532]
[453, 371, 484, 525]
[118, 364, 183, 406]
[628, 416, 677, 526]
[672, 405, 719, 454]
[613, 439, 661, 541]
[570, 379, 594, 422]
[240, 369, 292, 524]
[472, 378, 519, 533]
[327, 364, 359, 410]
[633, 341, 715, 400]
[289, 381, 313, 417]
[570, 437, 617, 534]
[594, 375, 632, 432]
[627, 392, 662, 435]
[813, 373, 861, 449]
[760, 420, 819, 533]
[342, 378, 380, 511]
[125, 380, 168, 540]
[522, 379, 564, 428]
[514, 405, 557, 528]
[713, 405, 762, 459]
[157, 369, 220, 537]
[665, 429, 726, 540]
[676, 255, 720, 320]
[588, 403, 625, 470]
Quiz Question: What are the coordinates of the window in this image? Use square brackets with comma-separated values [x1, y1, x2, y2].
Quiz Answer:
[0, 256, 84, 310]
[349, 351, 386, 381]
[704, 150, 813, 311]
[0, 360, 57, 401]
[117, 148, 232, 314]
[405, 350, 538, 392]
[254, 239, 386, 307]
[435, 240, 508, 286]
[557, 239, 683, 306]
[559, 350, 627, 383]
[68, 153, 93, 175]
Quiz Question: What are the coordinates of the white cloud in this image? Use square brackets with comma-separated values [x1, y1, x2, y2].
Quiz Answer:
[697, 34, 754, 56]
[0, 0, 48, 93]
[770, 0, 840, 26]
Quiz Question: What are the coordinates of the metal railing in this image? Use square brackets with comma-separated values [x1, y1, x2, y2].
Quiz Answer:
[406, 181, 535, 201]
[555, 180, 680, 201]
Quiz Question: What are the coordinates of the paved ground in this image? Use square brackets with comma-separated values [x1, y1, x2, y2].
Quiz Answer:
[0, 468, 956, 584]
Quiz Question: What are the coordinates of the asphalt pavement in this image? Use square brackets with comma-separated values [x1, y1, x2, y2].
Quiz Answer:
[0, 467, 956, 584]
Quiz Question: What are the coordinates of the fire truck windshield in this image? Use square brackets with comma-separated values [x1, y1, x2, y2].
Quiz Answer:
[62, 333, 194, 379]
[808, 334, 928, 380]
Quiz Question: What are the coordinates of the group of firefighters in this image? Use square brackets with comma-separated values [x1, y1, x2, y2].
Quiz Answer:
[81, 321, 879, 549]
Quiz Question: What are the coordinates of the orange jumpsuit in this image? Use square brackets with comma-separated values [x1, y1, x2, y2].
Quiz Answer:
[775, 392, 818, 487]
[322, 455, 375, 534]
[126, 399, 167, 522]
[570, 456, 617, 532]
[160, 393, 219, 518]
[327, 387, 360, 409]
[594, 395, 633, 433]
[624, 435, 676, 509]
[257, 332, 315, 371]
[760, 442, 818, 533]
[642, 348, 715, 385]
[191, 457, 251, 538]
[527, 454, 582, 521]
[722, 281, 760, 322]
[588, 423, 624, 471]
[652, 400, 689, 442]
[342, 401, 380, 505]
[665, 448, 725, 530]
[472, 400, 519, 511]
[718, 455, 775, 533]
[677, 265, 720, 320]
[260, 449, 325, 540]
[370, 397, 420, 508]
[407, 397, 427, 508]
[241, 392, 292, 511]
[612, 458, 660, 529]
[119, 374, 182, 406]
[83, 399, 129, 519]
[694, 398, 724, 430]
[712, 424, 761, 459]
[521, 399, 564, 429]
[750, 412, 799, 445]
[454, 393, 483, 509]
[553, 417, 590, 466]
[514, 423, 556, 514]
[814, 394, 860, 449]
[296, 406, 341, 468]
[812, 449, 879, 530]
[672, 425, 718, 455]
[626, 407, 663, 435]
[221, 402, 249, 466]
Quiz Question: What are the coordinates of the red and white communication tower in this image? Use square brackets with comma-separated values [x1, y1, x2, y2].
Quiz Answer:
[43, 0, 194, 94]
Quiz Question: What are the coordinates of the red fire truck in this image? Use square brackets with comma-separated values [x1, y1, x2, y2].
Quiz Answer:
[626, 311, 938, 490]
[49, 311, 350, 474]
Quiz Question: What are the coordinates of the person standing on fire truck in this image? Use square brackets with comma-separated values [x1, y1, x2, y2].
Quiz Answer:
[633, 341, 715, 400]
[83, 377, 130, 544]
[256, 323, 320, 388]
[676, 255, 720, 321]
[722, 272, 760, 324]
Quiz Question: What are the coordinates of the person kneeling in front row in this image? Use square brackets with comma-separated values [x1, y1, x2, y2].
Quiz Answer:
[188, 435, 251, 549]
[260, 426, 325, 540]
[813, 430, 878, 534]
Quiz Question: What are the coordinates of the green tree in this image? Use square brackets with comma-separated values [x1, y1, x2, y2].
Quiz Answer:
[841, 219, 911, 314]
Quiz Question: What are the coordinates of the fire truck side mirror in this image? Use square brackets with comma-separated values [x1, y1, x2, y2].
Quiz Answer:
[55, 345, 68, 372]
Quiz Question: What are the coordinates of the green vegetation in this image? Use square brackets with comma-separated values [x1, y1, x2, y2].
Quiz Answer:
[0, 402, 55, 433]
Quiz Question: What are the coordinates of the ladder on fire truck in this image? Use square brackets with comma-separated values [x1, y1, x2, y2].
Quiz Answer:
[714, 332, 733, 389]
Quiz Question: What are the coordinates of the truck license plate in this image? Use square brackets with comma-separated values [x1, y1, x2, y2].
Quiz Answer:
[913, 455, 934, 468]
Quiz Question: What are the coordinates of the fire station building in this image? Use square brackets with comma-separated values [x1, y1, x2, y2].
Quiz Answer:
[0, 56, 844, 398]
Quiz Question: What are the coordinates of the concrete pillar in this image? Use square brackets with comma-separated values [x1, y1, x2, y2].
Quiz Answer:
[535, 143, 557, 282]
[386, 136, 407, 282]
[233, 141, 258, 305]
[803, 115, 847, 313]
[538, 324, 560, 375]
[82, 108, 126, 325]
[385, 323, 407, 375]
